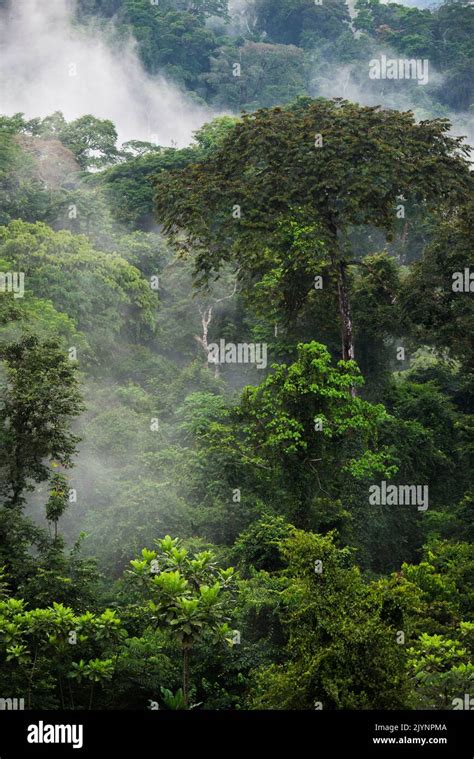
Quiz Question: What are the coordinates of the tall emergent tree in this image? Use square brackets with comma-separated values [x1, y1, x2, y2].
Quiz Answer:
[154, 99, 472, 366]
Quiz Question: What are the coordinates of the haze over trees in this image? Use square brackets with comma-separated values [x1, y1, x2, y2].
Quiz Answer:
[0, 0, 472, 711]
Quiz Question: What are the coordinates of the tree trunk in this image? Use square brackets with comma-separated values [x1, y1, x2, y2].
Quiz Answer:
[27, 648, 38, 709]
[328, 219, 357, 396]
[336, 259, 355, 364]
[328, 221, 356, 371]
[195, 305, 220, 377]
[182, 647, 190, 709]
[9, 438, 24, 508]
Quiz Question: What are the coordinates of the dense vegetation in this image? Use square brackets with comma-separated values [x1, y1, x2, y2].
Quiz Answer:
[0, 0, 472, 711]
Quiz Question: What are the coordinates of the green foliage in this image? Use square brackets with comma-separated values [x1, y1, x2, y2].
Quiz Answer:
[45, 474, 70, 538]
[0, 598, 124, 708]
[248, 527, 410, 708]
[0, 334, 83, 508]
[401, 202, 474, 373]
[0, 221, 157, 358]
[119, 0, 223, 88]
[129, 536, 237, 705]
[253, 0, 351, 47]
[407, 630, 474, 709]
[45, 115, 120, 170]
[155, 100, 471, 285]
[0, 0, 472, 713]
[99, 144, 199, 228]
[205, 42, 308, 110]
[160, 686, 187, 709]
[155, 98, 471, 363]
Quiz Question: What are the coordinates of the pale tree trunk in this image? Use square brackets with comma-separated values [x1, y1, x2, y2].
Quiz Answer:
[194, 276, 239, 378]
[195, 305, 220, 377]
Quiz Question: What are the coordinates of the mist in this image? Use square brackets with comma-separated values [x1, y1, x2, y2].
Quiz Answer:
[0, 0, 215, 147]
[308, 59, 474, 149]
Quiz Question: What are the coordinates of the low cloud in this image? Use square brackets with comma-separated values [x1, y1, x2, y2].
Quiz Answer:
[0, 0, 215, 147]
